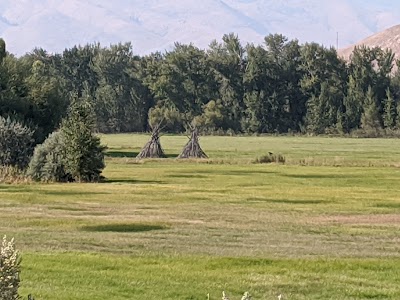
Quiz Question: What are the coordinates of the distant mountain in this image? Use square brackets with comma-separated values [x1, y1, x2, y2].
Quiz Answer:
[1, 0, 400, 56]
[338, 24, 400, 61]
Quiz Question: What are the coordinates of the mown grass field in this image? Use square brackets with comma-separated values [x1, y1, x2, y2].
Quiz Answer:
[2, 134, 400, 299]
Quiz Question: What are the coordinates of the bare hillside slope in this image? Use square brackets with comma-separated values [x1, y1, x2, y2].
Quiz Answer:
[339, 25, 400, 61]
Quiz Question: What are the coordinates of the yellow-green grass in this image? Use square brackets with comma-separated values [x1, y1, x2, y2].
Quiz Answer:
[21, 254, 400, 300]
[101, 133, 400, 166]
[2, 134, 400, 299]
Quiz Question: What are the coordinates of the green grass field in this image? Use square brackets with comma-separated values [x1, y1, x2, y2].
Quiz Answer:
[2, 135, 400, 299]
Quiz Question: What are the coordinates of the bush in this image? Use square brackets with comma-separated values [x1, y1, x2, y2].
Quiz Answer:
[0, 236, 20, 300]
[253, 153, 285, 164]
[61, 93, 106, 182]
[28, 131, 71, 182]
[28, 92, 107, 183]
[0, 116, 34, 169]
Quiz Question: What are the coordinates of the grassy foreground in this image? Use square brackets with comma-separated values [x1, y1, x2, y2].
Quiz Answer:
[2, 135, 400, 299]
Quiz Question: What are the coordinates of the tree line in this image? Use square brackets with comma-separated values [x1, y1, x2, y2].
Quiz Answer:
[1, 33, 400, 140]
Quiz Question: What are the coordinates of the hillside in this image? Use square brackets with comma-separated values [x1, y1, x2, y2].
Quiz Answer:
[0, 0, 400, 55]
[338, 24, 400, 61]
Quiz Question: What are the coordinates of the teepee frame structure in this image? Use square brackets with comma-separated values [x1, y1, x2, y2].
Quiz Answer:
[178, 127, 208, 159]
[136, 124, 166, 159]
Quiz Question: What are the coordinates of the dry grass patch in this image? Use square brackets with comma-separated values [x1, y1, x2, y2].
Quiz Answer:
[311, 214, 400, 226]
[0, 166, 31, 184]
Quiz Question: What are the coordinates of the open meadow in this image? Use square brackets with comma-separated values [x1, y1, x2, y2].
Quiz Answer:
[2, 135, 400, 299]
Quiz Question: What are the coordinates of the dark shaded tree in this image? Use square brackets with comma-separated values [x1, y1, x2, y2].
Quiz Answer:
[0, 38, 6, 63]
[207, 33, 246, 131]
[300, 43, 347, 133]
[0, 116, 34, 169]
[25, 59, 67, 139]
[361, 86, 381, 130]
[93, 43, 149, 132]
[383, 88, 396, 129]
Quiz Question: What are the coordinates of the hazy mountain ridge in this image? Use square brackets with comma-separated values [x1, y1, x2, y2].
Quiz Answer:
[339, 25, 400, 59]
[0, 0, 400, 56]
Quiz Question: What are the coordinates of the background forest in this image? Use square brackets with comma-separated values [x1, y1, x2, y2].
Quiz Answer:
[1, 33, 400, 142]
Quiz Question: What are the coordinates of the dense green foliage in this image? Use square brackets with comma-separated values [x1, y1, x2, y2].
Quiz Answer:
[0, 34, 399, 135]
[27, 93, 105, 182]
[27, 131, 69, 182]
[60, 93, 106, 182]
[0, 116, 34, 169]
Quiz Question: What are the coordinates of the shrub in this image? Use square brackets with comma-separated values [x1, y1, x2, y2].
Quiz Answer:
[28, 92, 107, 183]
[0, 116, 34, 169]
[28, 131, 71, 182]
[253, 153, 285, 164]
[61, 93, 106, 182]
[0, 236, 20, 300]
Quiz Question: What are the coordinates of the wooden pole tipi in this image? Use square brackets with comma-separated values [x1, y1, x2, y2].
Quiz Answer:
[178, 127, 207, 159]
[136, 124, 166, 159]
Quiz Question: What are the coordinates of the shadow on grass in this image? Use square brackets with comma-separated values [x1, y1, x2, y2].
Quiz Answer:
[0, 186, 36, 193]
[105, 179, 165, 184]
[283, 174, 359, 179]
[195, 169, 277, 176]
[81, 223, 168, 233]
[375, 202, 400, 209]
[247, 197, 324, 205]
[43, 191, 108, 196]
[270, 199, 324, 205]
[106, 151, 137, 158]
[106, 151, 179, 159]
[48, 206, 88, 212]
[168, 174, 208, 179]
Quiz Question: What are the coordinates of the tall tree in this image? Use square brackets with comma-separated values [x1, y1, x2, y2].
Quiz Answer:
[93, 43, 149, 132]
[60, 44, 100, 96]
[61, 91, 105, 182]
[264, 34, 304, 131]
[349, 46, 394, 116]
[0, 55, 30, 123]
[25, 59, 67, 138]
[361, 86, 381, 130]
[145, 43, 217, 125]
[0, 38, 6, 63]
[300, 43, 347, 132]
[242, 44, 269, 132]
[306, 81, 339, 134]
[207, 33, 246, 131]
[383, 88, 396, 129]
[343, 75, 364, 132]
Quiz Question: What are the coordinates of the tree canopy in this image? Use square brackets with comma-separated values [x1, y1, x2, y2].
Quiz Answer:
[0, 35, 399, 137]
